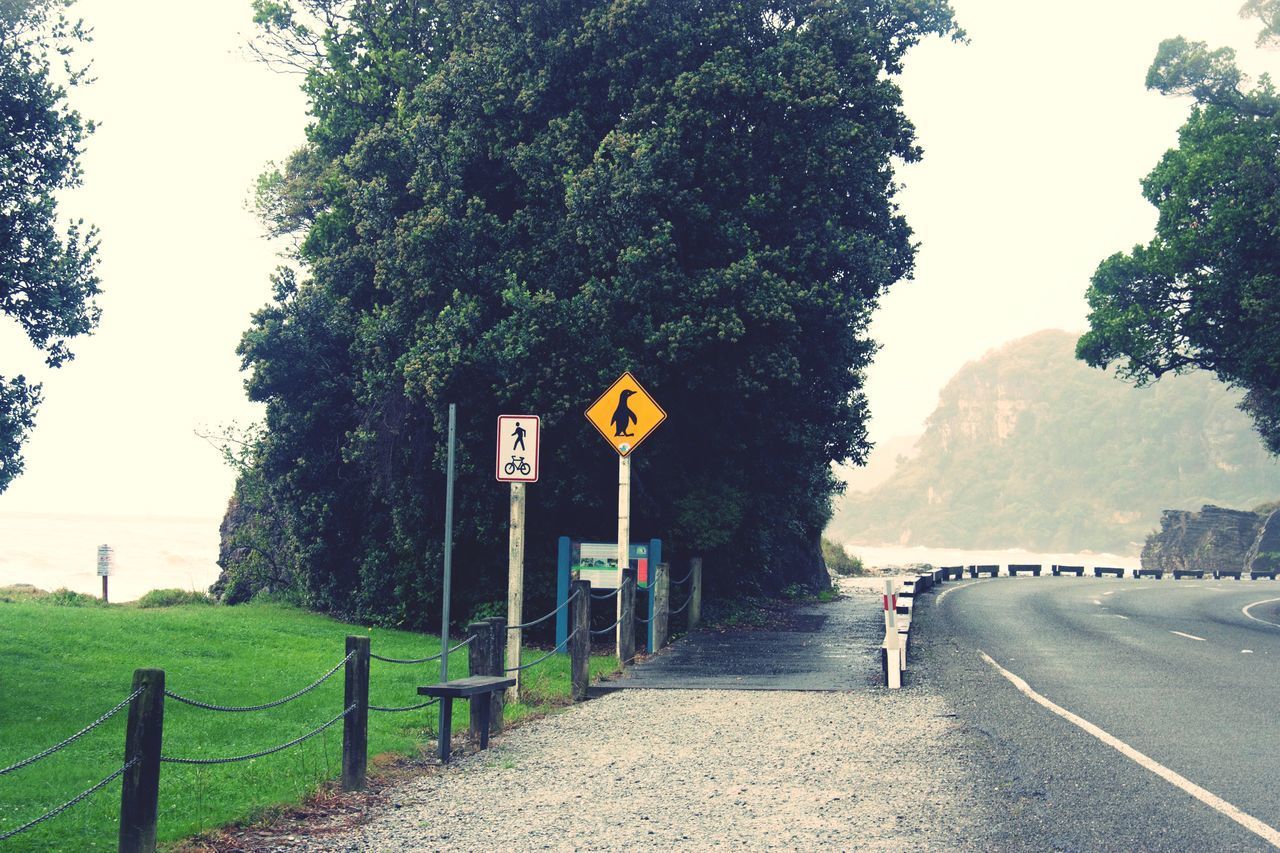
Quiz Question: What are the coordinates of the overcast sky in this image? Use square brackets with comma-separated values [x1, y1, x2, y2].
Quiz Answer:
[0, 0, 1274, 520]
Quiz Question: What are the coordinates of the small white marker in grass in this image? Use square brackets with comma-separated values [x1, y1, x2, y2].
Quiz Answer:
[1242, 649, 1254, 654]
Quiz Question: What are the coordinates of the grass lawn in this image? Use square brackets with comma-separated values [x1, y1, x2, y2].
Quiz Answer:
[0, 595, 617, 850]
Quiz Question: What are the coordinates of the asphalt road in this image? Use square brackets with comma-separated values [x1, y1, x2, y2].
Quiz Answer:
[915, 576, 1280, 851]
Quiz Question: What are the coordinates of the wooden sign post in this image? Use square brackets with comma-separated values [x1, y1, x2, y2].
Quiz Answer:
[497, 415, 540, 702]
[97, 544, 113, 603]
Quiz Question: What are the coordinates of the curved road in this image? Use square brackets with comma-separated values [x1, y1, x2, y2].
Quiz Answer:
[917, 577, 1280, 851]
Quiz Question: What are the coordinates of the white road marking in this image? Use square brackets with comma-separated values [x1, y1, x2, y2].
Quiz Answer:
[1243, 650, 1254, 654]
[979, 651, 1280, 848]
[1103, 590, 1117, 596]
[1092, 599, 1102, 605]
[1242, 598, 1280, 629]
[937, 579, 990, 604]
[1170, 631, 1206, 642]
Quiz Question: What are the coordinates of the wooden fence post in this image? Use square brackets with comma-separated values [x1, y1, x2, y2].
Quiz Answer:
[118, 668, 164, 853]
[486, 616, 506, 732]
[342, 635, 369, 791]
[688, 557, 703, 632]
[619, 567, 636, 665]
[653, 562, 670, 651]
[467, 622, 494, 742]
[570, 580, 590, 701]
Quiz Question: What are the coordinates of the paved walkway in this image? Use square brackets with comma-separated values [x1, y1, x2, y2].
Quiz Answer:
[594, 591, 883, 692]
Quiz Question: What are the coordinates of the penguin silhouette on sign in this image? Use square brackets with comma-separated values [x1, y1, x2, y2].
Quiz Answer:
[611, 389, 638, 437]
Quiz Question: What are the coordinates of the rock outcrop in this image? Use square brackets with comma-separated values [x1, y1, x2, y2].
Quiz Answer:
[1245, 510, 1280, 572]
[1141, 505, 1267, 572]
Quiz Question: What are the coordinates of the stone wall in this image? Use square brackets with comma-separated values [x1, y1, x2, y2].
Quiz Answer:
[1140, 505, 1265, 572]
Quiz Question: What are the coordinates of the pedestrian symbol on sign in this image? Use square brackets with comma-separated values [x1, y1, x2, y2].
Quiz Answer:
[496, 415, 540, 482]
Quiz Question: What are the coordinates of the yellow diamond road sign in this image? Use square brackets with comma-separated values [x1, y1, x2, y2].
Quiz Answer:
[585, 372, 667, 457]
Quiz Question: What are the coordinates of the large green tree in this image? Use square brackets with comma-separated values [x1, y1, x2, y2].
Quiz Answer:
[232, 0, 959, 626]
[0, 0, 99, 492]
[1078, 8, 1280, 454]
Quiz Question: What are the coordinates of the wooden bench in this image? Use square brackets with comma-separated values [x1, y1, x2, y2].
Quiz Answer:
[418, 675, 516, 762]
[1008, 564, 1041, 577]
[969, 565, 999, 578]
[1134, 569, 1164, 579]
[1052, 565, 1084, 576]
[1173, 569, 1205, 580]
[1214, 570, 1242, 580]
[1251, 570, 1278, 581]
[1094, 567, 1125, 578]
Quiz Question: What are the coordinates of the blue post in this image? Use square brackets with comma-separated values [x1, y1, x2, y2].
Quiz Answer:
[556, 536, 571, 649]
[647, 539, 661, 652]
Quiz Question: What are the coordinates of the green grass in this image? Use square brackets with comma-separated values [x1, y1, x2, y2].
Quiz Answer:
[0, 596, 617, 851]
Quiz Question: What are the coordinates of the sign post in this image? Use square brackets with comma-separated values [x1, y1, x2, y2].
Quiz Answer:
[497, 415, 540, 701]
[438, 404, 457, 751]
[585, 372, 666, 660]
[97, 545, 113, 603]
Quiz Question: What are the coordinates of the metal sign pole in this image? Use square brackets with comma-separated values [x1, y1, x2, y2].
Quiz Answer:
[617, 454, 630, 660]
[506, 481, 526, 703]
[440, 404, 457, 685]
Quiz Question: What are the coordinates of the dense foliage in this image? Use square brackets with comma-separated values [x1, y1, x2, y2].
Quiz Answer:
[0, 0, 99, 492]
[830, 331, 1280, 554]
[1077, 9, 1280, 454]
[228, 0, 960, 626]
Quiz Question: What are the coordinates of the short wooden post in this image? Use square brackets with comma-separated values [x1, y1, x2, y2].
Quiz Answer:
[486, 616, 506, 732]
[342, 635, 370, 791]
[653, 562, 670, 651]
[119, 668, 164, 853]
[570, 580, 590, 701]
[619, 567, 637, 665]
[467, 621, 493, 742]
[688, 557, 703, 631]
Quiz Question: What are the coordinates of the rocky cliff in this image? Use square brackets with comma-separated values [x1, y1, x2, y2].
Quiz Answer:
[830, 330, 1280, 554]
[1140, 505, 1265, 572]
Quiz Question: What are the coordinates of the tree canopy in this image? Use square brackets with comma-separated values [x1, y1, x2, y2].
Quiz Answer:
[229, 0, 960, 627]
[0, 0, 99, 492]
[1078, 11, 1280, 454]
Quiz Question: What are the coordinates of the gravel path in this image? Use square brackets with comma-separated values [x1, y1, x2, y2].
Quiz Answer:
[279, 587, 992, 851]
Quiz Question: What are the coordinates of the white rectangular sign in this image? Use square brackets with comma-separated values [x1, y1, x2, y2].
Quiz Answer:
[97, 544, 113, 577]
[496, 415, 540, 482]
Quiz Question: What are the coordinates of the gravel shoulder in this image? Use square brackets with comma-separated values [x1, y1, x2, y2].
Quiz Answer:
[261, 584, 997, 851]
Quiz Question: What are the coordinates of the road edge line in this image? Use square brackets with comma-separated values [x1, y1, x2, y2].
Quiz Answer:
[936, 579, 989, 605]
[1242, 598, 1280, 629]
[978, 650, 1280, 849]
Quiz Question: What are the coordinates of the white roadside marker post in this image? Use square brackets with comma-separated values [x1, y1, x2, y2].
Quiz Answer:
[884, 579, 902, 689]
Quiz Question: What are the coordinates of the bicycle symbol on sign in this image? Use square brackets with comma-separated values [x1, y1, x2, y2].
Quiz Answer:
[504, 456, 531, 476]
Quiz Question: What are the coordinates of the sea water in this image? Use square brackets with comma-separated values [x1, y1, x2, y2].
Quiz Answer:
[0, 512, 221, 602]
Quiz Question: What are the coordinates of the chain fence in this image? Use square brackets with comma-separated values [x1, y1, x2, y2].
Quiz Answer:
[505, 627, 579, 672]
[369, 698, 439, 713]
[163, 651, 354, 713]
[160, 704, 356, 765]
[590, 617, 622, 636]
[0, 686, 142, 777]
[506, 589, 580, 632]
[0, 758, 137, 843]
[370, 636, 474, 665]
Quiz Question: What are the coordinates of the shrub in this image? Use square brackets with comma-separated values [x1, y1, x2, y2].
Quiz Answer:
[49, 588, 105, 607]
[137, 588, 215, 608]
[822, 538, 865, 577]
